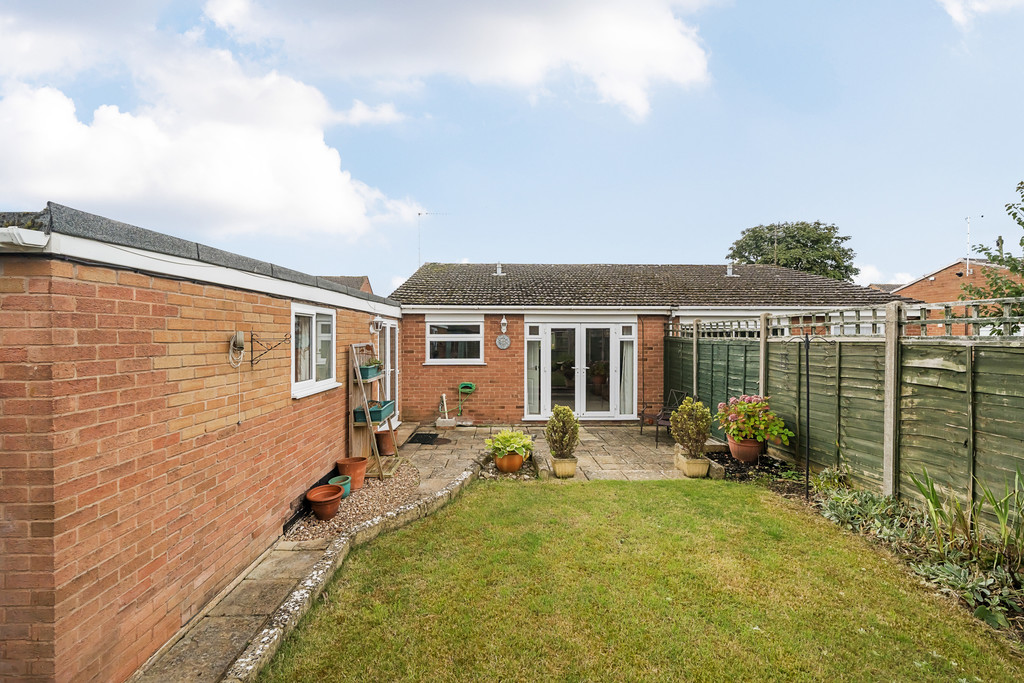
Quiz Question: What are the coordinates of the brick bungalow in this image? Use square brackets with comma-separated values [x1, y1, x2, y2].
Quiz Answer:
[0, 204, 400, 682]
[390, 262, 902, 424]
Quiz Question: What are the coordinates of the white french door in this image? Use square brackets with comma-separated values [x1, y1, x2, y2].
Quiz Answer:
[377, 322, 400, 428]
[525, 320, 637, 420]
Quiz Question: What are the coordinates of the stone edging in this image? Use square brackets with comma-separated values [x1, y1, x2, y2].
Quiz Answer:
[221, 459, 483, 682]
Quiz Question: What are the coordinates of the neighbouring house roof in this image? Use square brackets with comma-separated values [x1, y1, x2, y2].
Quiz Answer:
[891, 257, 1002, 294]
[869, 283, 904, 293]
[321, 275, 373, 294]
[4, 203, 397, 308]
[391, 262, 910, 308]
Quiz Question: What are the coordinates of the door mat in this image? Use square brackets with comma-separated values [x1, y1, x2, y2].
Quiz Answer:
[408, 433, 439, 445]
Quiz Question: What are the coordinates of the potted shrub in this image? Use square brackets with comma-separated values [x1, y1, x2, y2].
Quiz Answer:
[713, 395, 794, 464]
[590, 360, 609, 386]
[669, 397, 712, 478]
[485, 429, 533, 473]
[545, 405, 580, 478]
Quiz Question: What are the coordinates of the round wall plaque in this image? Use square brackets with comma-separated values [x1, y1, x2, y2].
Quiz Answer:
[495, 334, 511, 350]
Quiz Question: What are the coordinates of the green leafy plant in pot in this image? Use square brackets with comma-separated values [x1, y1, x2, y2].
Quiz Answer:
[669, 397, 712, 478]
[713, 395, 794, 463]
[545, 405, 580, 479]
[485, 429, 533, 473]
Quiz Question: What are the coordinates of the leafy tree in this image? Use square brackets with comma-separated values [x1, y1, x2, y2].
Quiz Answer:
[726, 221, 859, 281]
[960, 181, 1024, 333]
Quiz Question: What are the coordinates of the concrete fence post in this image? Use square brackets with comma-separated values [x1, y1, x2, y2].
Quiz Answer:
[882, 301, 902, 496]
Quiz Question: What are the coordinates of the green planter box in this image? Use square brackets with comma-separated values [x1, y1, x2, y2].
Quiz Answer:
[359, 366, 383, 380]
[354, 399, 395, 424]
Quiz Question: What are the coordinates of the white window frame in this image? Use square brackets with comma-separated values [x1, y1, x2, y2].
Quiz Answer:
[291, 302, 339, 399]
[424, 316, 485, 365]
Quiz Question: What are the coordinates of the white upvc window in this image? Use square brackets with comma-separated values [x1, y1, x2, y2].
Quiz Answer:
[291, 303, 339, 398]
[425, 317, 484, 365]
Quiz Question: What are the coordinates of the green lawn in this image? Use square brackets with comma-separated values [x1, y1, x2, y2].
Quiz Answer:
[259, 480, 1024, 682]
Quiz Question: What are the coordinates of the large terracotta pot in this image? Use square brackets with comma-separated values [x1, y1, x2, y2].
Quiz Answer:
[336, 457, 369, 490]
[494, 452, 524, 473]
[306, 484, 343, 520]
[726, 435, 762, 464]
[376, 431, 396, 456]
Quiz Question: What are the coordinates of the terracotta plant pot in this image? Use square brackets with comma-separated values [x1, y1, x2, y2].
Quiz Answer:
[375, 431, 396, 456]
[551, 456, 577, 479]
[494, 452, 524, 473]
[726, 435, 763, 464]
[306, 484, 343, 521]
[328, 475, 352, 498]
[336, 457, 369, 490]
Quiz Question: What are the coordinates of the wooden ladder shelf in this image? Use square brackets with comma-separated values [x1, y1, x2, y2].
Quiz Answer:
[348, 343, 401, 479]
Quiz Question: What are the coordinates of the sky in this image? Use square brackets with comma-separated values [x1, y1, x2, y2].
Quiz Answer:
[2, 0, 1024, 295]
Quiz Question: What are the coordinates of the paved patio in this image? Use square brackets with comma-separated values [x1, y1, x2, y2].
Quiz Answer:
[403, 423, 728, 482]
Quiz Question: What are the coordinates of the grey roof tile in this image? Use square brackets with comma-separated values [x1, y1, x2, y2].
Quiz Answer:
[390, 263, 911, 308]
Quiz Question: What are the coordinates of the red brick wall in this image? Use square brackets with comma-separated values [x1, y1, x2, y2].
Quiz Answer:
[638, 315, 667, 412]
[895, 262, 1001, 303]
[399, 314, 525, 423]
[0, 256, 393, 682]
[399, 313, 668, 424]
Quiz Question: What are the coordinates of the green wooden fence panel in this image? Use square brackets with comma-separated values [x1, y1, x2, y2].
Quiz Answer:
[838, 342, 886, 491]
[898, 344, 970, 507]
[972, 347, 1024, 500]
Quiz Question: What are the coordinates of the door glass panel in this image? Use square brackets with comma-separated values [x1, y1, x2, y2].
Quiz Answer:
[550, 328, 575, 411]
[619, 339, 635, 415]
[526, 340, 541, 415]
[388, 326, 398, 410]
[585, 328, 610, 412]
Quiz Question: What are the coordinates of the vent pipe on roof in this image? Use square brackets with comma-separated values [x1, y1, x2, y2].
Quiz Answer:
[493, 262, 506, 276]
[726, 263, 738, 277]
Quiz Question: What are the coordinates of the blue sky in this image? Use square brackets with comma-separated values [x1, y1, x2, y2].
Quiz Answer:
[2, 1, 1023, 294]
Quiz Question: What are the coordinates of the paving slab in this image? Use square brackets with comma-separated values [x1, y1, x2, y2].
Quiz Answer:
[209, 580, 296, 617]
[582, 469, 629, 481]
[137, 616, 265, 683]
[245, 550, 321, 580]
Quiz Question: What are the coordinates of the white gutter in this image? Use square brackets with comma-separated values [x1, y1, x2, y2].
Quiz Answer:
[1, 230, 400, 318]
[0, 227, 50, 249]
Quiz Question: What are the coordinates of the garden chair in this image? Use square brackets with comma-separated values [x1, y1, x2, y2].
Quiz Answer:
[639, 389, 687, 446]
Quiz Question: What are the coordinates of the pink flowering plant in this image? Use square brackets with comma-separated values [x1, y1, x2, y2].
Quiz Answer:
[713, 395, 795, 444]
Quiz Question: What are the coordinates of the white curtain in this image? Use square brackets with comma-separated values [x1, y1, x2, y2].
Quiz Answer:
[294, 316, 311, 382]
[619, 340, 634, 415]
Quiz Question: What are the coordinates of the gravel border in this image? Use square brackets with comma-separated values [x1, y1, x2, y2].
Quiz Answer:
[221, 455, 484, 683]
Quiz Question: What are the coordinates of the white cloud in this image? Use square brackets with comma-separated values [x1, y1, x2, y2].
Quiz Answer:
[0, 41, 420, 237]
[853, 264, 914, 288]
[335, 100, 406, 126]
[203, 0, 711, 120]
[937, 0, 1024, 26]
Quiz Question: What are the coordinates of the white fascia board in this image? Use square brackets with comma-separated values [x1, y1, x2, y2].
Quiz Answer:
[401, 305, 673, 315]
[41, 233, 401, 318]
[524, 312, 638, 325]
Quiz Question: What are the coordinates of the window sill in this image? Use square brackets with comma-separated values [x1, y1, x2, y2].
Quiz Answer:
[292, 379, 341, 399]
[422, 361, 487, 366]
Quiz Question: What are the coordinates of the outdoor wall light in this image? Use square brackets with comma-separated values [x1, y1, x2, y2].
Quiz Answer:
[500, 315, 508, 333]
[370, 315, 385, 334]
